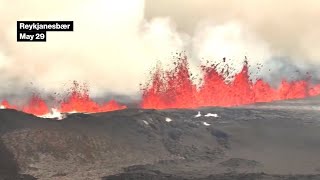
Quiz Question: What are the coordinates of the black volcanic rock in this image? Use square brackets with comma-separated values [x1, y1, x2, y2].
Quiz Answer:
[103, 171, 320, 180]
[0, 97, 319, 179]
[0, 136, 36, 180]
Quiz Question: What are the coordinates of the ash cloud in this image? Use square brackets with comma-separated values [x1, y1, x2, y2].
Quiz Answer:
[0, 0, 319, 102]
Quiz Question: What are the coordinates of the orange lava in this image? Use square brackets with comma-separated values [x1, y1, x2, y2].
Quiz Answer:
[59, 81, 126, 113]
[22, 95, 50, 115]
[141, 56, 320, 109]
[1, 57, 319, 115]
[0, 81, 126, 116]
[0, 100, 17, 110]
[309, 84, 320, 97]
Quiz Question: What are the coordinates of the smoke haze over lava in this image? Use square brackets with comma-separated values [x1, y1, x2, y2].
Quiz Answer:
[0, 0, 320, 115]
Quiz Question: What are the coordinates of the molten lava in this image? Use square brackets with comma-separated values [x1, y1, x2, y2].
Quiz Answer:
[1, 100, 17, 110]
[22, 95, 50, 116]
[59, 81, 126, 113]
[141, 56, 320, 109]
[1, 56, 319, 116]
[0, 81, 126, 116]
[309, 84, 320, 97]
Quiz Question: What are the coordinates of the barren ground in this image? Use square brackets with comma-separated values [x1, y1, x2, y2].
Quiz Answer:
[0, 96, 319, 179]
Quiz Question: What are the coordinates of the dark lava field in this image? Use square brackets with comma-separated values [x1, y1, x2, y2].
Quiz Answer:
[0, 97, 320, 180]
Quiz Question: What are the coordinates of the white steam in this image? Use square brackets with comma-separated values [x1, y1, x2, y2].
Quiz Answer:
[0, 0, 319, 101]
[192, 21, 272, 77]
[1, 0, 191, 99]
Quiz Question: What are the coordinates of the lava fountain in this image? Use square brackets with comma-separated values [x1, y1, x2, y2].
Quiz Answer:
[0, 81, 127, 117]
[59, 81, 127, 113]
[1, 57, 319, 116]
[141, 56, 320, 109]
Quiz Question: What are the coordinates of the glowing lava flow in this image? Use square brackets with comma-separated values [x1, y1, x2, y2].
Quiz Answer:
[141, 56, 320, 109]
[0, 82, 127, 117]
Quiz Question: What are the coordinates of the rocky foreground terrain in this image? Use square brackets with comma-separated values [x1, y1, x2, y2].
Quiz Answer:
[0, 97, 320, 179]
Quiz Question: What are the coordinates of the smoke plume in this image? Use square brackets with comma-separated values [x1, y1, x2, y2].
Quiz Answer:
[0, 0, 319, 101]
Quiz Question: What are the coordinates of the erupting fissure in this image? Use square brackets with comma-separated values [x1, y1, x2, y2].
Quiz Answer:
[141, 56, 320, 109]
[1, 56, 320, 116]
[0, 81, 127, 116]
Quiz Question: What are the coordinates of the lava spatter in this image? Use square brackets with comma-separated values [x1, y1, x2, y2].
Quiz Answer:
[141, 56, 320, 109]
[0, 81, 126, 117]
[59, 81, 126, 113]
[0, 100, 17, 110]
[22, 95, 50, 116]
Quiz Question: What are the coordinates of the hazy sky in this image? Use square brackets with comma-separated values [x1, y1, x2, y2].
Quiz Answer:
[0, 0, 319, 100]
